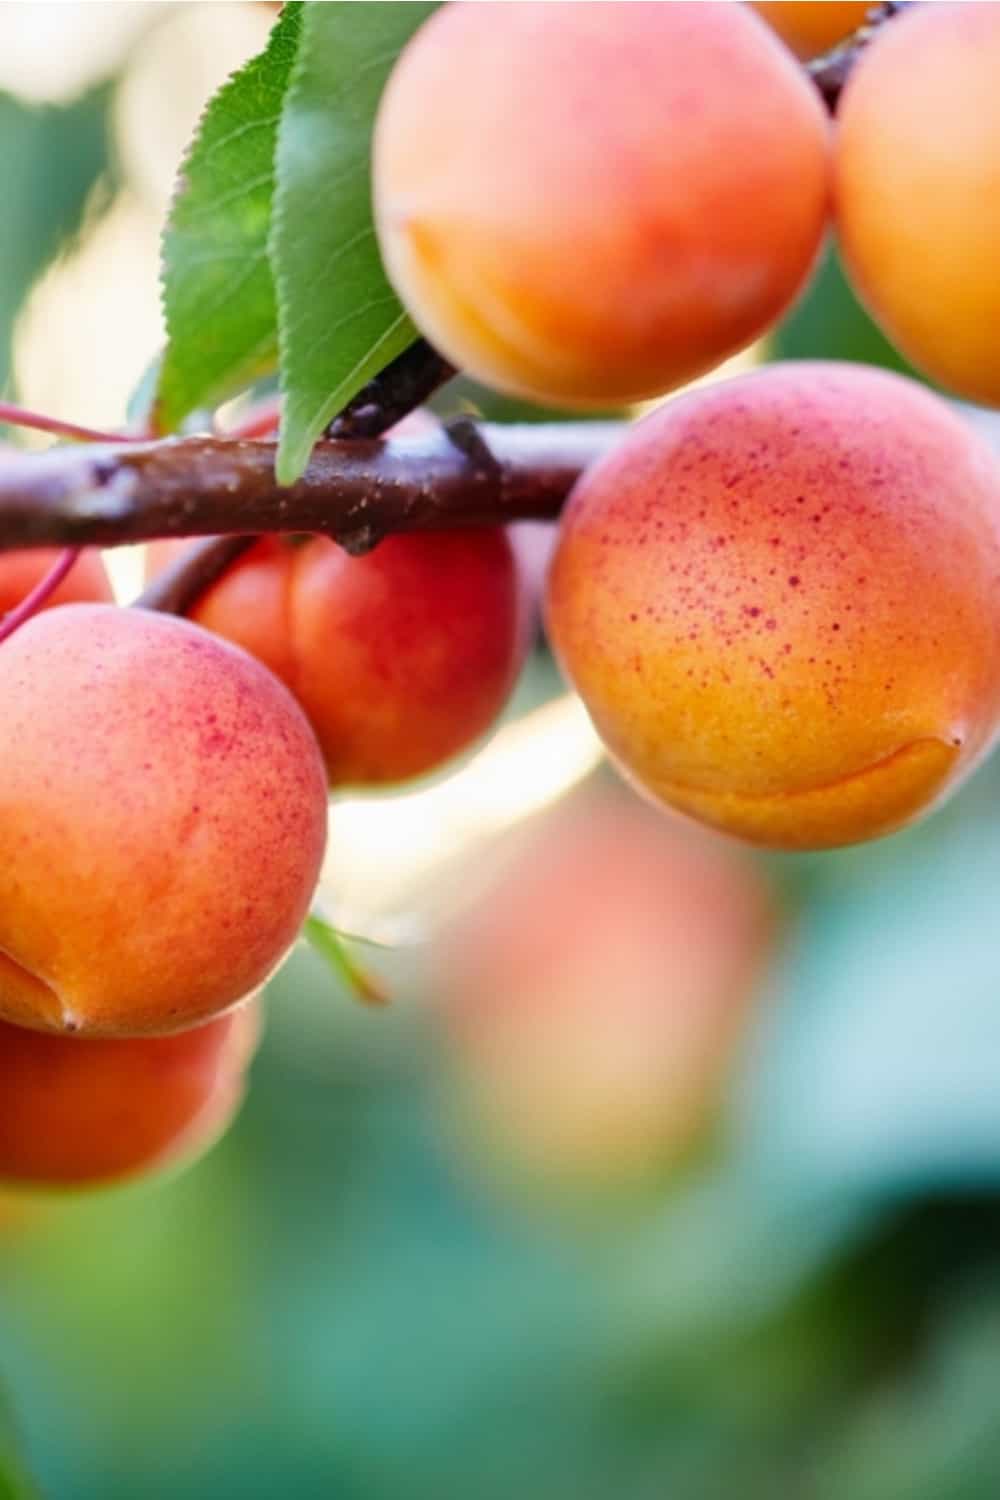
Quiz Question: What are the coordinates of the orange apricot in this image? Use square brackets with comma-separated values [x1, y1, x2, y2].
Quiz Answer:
[0, 604, 327, 1036]
[836, 4, 1000, 406]
[433, 789, 773, 1189]
[0, 1000, 258, 1189]
[373, 2, 830, 408]
[146, 530, 528, 787]
[0, 547, 112, 613]
[750, 2, 872, 59]
[546, 362, 1000, 851]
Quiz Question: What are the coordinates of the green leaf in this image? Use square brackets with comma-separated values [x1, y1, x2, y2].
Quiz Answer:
[303, 913, 389, 1007]
[270, 2, 436, 484]
[155, 3, 303, 435]
[0, 84, 113, 400]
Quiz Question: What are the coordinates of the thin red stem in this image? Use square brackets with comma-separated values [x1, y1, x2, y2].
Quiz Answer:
[220, 396, 282, 440]
[0, 402, 141, 446]
[0, 547, 81, 644]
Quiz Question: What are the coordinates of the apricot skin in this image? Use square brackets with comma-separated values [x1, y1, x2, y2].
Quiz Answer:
[0, 547, 112, 613]
[836, 5, 1000, 406]
[147, 530, 528, 788]
[0, 604, 328, 1036]
[434, 790, 772, 1188]
[546, 363, 1000, 851]
[0, 999, 258, 1189]
[373, 2, 830, 408]
[750, 2, 872, 59]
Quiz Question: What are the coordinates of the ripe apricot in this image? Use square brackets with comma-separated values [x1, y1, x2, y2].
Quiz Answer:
[146, 530, 528, 787]
[546, 363, 1000, 851]
[0, 1000, 258, 1189]
[0, 604, 327, 1036]
[373, 2, 829, 408]
[750, 2, 872, 59]
[0, 547, 112, 614]
[836, 4, 1000, 406]
[434, 789, 773, 1189]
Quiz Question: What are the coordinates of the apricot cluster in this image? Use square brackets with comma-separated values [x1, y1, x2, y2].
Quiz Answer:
[0, 518, 530, 1188]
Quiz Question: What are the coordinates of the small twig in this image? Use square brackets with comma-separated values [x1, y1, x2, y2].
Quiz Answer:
[325, 339, 455, 440]
[0, 402, 141, 446]
[808, 2, 912, 110]
[0, 547, 81, 644]
[142, 339, 456, 614]
[135, 535, 260, 614]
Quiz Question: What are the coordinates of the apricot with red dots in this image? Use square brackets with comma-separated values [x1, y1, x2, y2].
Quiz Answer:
[373, 1, 829, 407]
[546, 363, 1000, 850]
[0, 1000, 258, 1189]
[0, 604, 327, 1036]
[836, 4, 1000, 405]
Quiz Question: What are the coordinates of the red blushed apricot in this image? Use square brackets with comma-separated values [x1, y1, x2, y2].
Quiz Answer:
[147, 530, 528, 788]
[546, 363, 1000, 851]
[836, 5, 1000, 406]
[0, 547, 112, 613]
[373, 2, 830, 409]
[0, 604, 327, 1036]
[750, 2, 873, 59]
[434, 789, 773, 1189]
[0, 1000, 258, 1189]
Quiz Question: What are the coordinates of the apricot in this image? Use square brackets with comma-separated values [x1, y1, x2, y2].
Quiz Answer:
[373, 2, 830, 408]
[750, 2, 872, 59]
[0, 604, 327, 1036]
[546, 363, 1000, 851]
[836, 5, 1000, 406]
[0, 999, 258, 1188]
[0, 546, 112, 613]
[146, 530, 528, 787]
[433, 789, 773, 1189]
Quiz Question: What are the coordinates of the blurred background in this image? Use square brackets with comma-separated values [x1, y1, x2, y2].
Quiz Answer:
[4, 5, 1000, 1498]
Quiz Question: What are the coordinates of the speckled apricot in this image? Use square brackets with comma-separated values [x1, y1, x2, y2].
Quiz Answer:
[0, 604, 327, 1036]
[0, 547, 112, 614]
[750, 2, 872, 59]
[836, 5, 1000, 406]
[434, 789, 773, 1188]
[0, 999, 259, 1188]
[373, 2, 830, 407]
[147, 531, 528, 788]
[546, 363, 1000, 850]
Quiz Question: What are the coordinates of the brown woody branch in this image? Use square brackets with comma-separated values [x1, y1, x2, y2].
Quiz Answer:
[809, 2, 913, 110]
[0, 422, 620, 555]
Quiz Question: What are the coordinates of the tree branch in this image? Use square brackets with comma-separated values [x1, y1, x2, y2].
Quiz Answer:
[809, 2, 913, 110]
[0, 422, 620, 554]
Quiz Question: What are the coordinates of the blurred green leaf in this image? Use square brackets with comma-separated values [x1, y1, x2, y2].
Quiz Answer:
[736, 788, 1000, 1199]
[771, 245, 921, 378]
[155, 3, 303, 434]
[270, 2, 435, 484]
[0, 85, 112, 401]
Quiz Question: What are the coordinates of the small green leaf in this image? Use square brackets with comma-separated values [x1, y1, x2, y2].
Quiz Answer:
[155, 3, 303, 434]
[270, 2, 436, 484]
[303, 913, 390, 1007]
